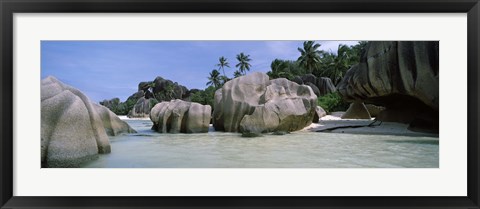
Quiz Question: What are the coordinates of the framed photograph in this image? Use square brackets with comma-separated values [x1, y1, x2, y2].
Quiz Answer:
[1, 0, 479, 208]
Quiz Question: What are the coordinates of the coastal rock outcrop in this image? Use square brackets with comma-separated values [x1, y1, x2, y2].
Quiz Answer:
[128, 97, 155, 118]
[337, 41, 439, 131]
[153, 76, 190, 100]
[365, 104, 385, 117]
[213, 72, 317, 133]
[313, 106, 327, 122]
[341, 102, 371, 119]
[99, 98, 121, 112]
[293, 74, 337, 96]
[93, 103, 137, 136]
[41, 76, 136, 168]
[102, 76, 194, 117]
[150, 99, 211, 133]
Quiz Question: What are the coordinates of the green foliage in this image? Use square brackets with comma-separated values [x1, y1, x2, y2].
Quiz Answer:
[154, 83, 176, 101]
[216, 56, 230, 79]
[233, 70, 242, 78]
[266, 41, 368, 85]
[191, 86, 216, 108]
[99, 98, 121, 113]
[108, 97, 137, 115]
[235, 52, 252, 75]
[267, 59, 305, 80]
[316, 43, 367, 85]
[297, 41, 323, 74]
[317, 92, 350, 113]
[149, 98, 159, 108]
[206, 69, 222, 88]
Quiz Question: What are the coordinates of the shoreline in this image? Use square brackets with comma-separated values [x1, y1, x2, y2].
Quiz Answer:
[303, 115, 439, 138]
[118, 115, 151, 120]
[119, 114, 438, 138]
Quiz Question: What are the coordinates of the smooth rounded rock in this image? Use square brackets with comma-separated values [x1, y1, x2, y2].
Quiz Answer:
[150, 99, 211, 133]
[341, 102, 371, 119]
[41, 76, 136, 167]
[214, 72, 317, 133]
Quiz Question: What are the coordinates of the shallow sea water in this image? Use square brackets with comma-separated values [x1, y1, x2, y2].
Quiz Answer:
[81, 119, 439, 168]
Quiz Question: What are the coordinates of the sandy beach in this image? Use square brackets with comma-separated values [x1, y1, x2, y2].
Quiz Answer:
[303, 112, 439, 137]
[118, 115, 151, 120]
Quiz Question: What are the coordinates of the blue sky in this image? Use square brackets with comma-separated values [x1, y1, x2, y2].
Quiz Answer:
[41, 41, 358, 102]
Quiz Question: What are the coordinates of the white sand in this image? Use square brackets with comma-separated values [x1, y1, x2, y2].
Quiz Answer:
[302, 114, 438, 137]
[118, 115, 151, 120]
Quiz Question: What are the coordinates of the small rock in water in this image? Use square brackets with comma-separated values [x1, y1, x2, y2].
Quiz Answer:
[241, 132, 263, 138]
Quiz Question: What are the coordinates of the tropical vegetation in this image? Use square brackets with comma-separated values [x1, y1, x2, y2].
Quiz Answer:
[235, 52, 252, 76]
[267, 41, 367, 85]
[206, 69, 222, 88]
[297, 41, 322, 74]
[216, 56, 230, 84]
[317, 92, 350, 113]
[102, 41, 367, 116]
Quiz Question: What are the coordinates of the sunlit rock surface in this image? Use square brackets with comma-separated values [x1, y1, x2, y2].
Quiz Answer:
[41, 76, 136, 168]
[213, 72, 317, 133]
[150, 99, 211, 133]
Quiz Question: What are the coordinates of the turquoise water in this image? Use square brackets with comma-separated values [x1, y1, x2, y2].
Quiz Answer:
[80, 119, 439, 168]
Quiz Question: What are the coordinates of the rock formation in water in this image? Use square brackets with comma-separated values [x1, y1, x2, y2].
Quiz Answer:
[150, 99, 212, 133]
[292, 74, 337, 96]
[337, 41, 439, 131]
[213, 72, 317, 133]
[41, 76, 136, 168]
[152, 76, 190, 100]
[93, 103, 137, 136]
[128, 97, 152, 118]
[102, 76, 196, 118]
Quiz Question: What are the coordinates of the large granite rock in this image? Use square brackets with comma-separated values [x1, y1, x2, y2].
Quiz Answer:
[316, 77, 337, 96]
[93, 103, 136, 136]
[41, 76, 135, 168]
[102, 76, 194, 117]
[293, 74, 337, 96]
[150, 99, 212, 133]
[153, 76, 189, 100]
[128, 97, 156, 118]
[213, 72, 317, 133]
[99, 98, 120, 112]
[110, 77, 191, 117]
[341, 102, 371, 119]
[313, 106, 327, 122]
[128, 90, 145, 102]
[365, 104, 385, 117]
[138, 81, 152, 92]
[337, 41, 439, 131]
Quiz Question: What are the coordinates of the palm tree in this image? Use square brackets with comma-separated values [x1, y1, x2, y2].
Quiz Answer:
[318, 44, 357, 85]
[219, 75, 229, 85]
[233, 70, 242, 78]
[216, 56, 230, 79]
[330, 44, 356, 85]
[350, 41, 368, 63]
[235, 52, 252, 75]
[268, 59, 291, 79]
[206, 69, 221, 88]
[297, 41, 323, 74]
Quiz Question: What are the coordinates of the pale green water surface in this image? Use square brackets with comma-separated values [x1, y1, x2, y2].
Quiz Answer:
[80, 119, 439, 168]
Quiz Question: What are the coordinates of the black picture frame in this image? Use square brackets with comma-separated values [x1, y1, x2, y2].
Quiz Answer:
[1, 0, 479, 208]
